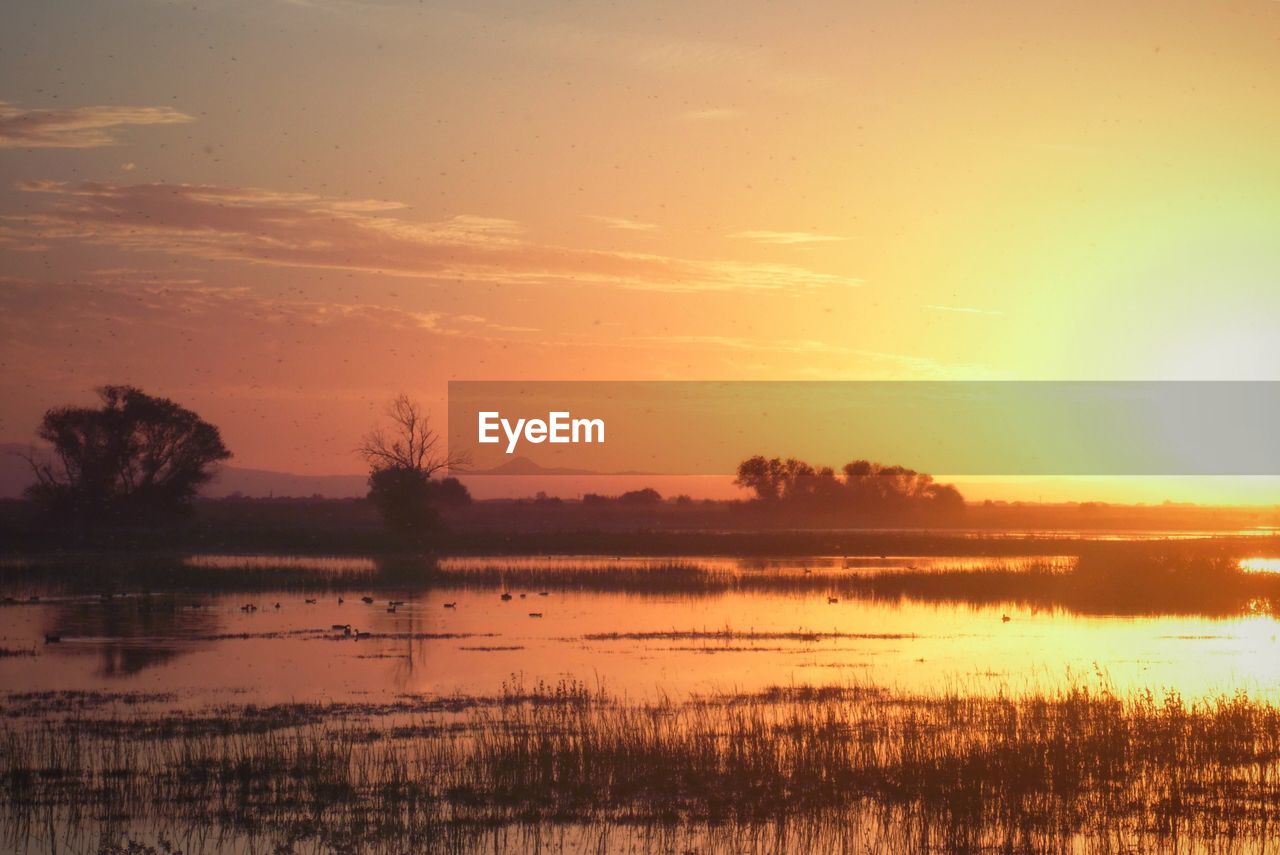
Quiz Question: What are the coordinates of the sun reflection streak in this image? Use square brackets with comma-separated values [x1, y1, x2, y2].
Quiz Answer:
[1240, 557, 1280, 574]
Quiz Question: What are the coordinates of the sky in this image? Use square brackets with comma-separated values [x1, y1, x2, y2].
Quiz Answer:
[1, 0, 1278, 501]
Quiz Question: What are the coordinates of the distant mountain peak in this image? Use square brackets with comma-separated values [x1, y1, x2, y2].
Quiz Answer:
[466, 456, 601, 476]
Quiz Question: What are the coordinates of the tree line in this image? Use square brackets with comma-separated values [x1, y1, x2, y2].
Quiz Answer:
[735, 455, 964, 516]
[18, 385, 469, 534]
[16, 386, 964, 532]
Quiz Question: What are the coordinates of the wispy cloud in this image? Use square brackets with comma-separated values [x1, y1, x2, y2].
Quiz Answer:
[924, 304, 1003, 316]
[586, 215, 660, 232]
[629, 334, 994, 379]
[0, 276, 546, 409]
[636, 334, 841, 353]
[497, 15, 829, 96]
[8, 180, 860, 294]
[729, 230, 849, 245]
[0, 277, 541, 361]
[0, 102, 194, 149]
[682, 108, 740, 122]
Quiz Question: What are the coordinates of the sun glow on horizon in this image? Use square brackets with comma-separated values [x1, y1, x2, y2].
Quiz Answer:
[0, 0, 1278, 507]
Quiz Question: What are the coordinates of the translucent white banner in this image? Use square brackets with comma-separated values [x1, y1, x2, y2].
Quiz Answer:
[448, 381, 1280, 476]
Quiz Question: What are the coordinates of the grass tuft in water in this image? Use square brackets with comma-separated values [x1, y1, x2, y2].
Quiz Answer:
[6, 676, 1280, 851]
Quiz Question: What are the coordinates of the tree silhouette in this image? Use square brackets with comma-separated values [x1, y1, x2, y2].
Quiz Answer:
[359, 394, 463, 475]
[618, 487, 662, 505]
[735, 454, 964, 518]
[359, 394, 468, 533]
[23, 385, 231, 523]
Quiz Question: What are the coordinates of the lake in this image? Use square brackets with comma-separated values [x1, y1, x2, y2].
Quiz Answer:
[4, 552, 1280, 707]
[7, 545, 1280, 854]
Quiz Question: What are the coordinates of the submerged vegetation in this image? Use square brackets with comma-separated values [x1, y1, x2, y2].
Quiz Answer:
[6, 677, 1280, 852]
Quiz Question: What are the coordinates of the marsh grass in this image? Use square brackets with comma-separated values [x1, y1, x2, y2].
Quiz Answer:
[4, 542, 1280, 618]
[581, 630, 917, 641]
[0, 552, 391, 594]
[0, 646, 35, 658]
[440, 545, 1280, 616]
[6, 677, 1280, 852]
[851, 547, 1280, 616]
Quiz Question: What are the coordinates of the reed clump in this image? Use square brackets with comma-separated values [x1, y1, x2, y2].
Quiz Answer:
[442, 547, 1280, 617]
[435, 560, 717, 592]
[4, 542, 1280, 616]
[5, 678, 1280, 851]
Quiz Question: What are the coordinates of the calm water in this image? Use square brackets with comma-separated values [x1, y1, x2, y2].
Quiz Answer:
[3, 552, 1280, 707]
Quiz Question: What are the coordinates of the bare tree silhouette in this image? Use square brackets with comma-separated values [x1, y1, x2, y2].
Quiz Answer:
[359, 394, 469, 533]
[358, 394, 465, 476]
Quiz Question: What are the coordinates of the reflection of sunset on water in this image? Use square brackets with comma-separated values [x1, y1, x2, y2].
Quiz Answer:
[7, 553, 1280, 708]
[1240, 557, 1280, 574]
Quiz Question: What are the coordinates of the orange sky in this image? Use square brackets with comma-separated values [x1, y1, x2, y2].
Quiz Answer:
[1, 0, 1279, 503]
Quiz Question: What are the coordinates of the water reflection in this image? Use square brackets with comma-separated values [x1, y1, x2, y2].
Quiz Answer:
[1241, 557, 1280, 574]
[2, 553, 1280, 704]
[40, 595, 219, 677]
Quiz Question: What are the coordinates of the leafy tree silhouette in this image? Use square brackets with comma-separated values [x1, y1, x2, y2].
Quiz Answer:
[23, 385, 231, 524]
[735, 454, 964, 517]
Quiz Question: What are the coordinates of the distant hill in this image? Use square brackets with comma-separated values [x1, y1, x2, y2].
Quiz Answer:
[0, 443, 367, 499]
[467, 456, 601, 476]
[0, 447, 670, 502]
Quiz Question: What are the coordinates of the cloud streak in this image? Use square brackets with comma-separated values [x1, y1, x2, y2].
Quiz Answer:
[8, 180, 860, 294]
[924, 304, 1003, 316]
[0, 103, 194, 149]
[629, 334, 994, 379]
[682, 108, 740, 122]
[586, 215, 660, 232]
[730, 230, 849, 245]
[0, 276, 536, 388]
